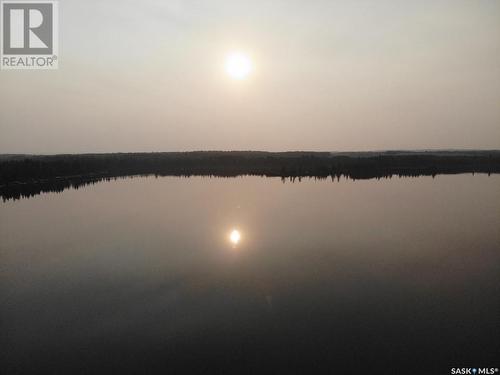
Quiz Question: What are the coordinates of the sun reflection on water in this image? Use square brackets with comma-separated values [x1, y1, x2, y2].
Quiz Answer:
[229, 229, 241, 246]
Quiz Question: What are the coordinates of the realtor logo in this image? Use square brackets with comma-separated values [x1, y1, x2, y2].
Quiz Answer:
[1, 0, 58, 69]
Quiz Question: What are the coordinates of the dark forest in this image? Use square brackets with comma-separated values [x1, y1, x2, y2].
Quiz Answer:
[1, 150, 499, 200]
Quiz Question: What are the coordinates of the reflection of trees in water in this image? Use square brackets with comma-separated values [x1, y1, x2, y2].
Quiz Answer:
[1, 151, 499, 201]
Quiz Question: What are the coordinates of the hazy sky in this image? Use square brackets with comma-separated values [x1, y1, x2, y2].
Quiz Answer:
[1, 0, 499, 153]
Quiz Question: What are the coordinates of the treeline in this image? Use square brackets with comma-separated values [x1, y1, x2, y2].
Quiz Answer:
[1, 150, 499, 200]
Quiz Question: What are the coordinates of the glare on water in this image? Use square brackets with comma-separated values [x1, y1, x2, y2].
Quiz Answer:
[229, 229, 241, 246]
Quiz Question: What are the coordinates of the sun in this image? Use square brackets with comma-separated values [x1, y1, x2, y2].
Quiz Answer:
[225, 51, 253, 80]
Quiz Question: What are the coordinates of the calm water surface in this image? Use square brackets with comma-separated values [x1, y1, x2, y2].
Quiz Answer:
[1, 175, 499, 374]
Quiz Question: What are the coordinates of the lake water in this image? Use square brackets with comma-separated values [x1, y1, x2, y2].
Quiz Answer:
[1, 175, 499, 374]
